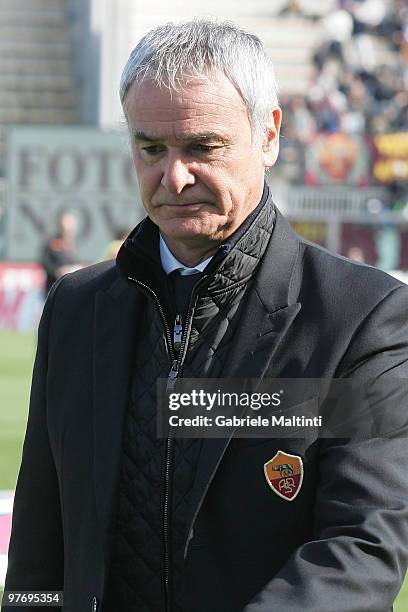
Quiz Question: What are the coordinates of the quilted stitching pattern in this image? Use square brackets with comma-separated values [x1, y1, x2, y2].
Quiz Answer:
[105, 304, 168, 611]
[105, 200, 275, 611]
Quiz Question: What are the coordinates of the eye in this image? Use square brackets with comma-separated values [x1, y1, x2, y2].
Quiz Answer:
[192, 143, 219, 154]
[141, 145, 164, 156]
[194, 144, 212, 151]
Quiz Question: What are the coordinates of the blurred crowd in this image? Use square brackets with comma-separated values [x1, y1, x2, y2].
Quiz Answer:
[282, 0, 407, 140]
[276, 0, 408, 216]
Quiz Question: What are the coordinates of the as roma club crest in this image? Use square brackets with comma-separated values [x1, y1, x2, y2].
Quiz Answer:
[264, 451, 303, 501]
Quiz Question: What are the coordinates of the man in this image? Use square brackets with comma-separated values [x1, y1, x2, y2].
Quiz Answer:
[3, 19, 408, 612]
[41, 212, 82, 294]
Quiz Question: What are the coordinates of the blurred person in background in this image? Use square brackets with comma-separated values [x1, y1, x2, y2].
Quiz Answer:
[41, 212, 83, 294]
[3, 18, 408, 612]
[100, 228, 131, 261]
[346, 245, 366, 262]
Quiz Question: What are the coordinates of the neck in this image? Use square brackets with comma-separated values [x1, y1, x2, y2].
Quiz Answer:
[161, 235, 219, 267]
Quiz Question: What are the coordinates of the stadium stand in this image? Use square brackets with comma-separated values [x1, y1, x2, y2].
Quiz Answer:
[0, 0, 80, 175]
[284, 0, 407, 140]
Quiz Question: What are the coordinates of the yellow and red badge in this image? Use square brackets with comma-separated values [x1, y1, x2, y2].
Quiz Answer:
[264, 451, 303, 501]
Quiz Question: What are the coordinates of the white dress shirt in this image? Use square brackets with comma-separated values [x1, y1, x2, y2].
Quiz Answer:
[159, 235, 213, 276]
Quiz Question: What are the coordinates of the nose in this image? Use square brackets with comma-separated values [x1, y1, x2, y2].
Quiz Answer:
[161, 153, 195, 194]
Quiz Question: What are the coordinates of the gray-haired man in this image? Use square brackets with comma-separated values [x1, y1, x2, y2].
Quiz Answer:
[3, 19, 408, 612]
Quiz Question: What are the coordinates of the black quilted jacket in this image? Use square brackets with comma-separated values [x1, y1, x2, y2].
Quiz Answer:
[104, 189, 275, 611]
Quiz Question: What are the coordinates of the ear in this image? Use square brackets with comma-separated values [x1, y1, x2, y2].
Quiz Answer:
[262, 107, 282, 167]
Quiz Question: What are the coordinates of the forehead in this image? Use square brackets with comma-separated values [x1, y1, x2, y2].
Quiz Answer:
[124, 73, 251, 139]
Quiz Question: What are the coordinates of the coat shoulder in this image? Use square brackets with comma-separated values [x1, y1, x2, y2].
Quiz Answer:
[57, 260, 118, 292]
[50, 260, 128, 301]
[45, 260, 128, 322]
[298, 237, 406, 306]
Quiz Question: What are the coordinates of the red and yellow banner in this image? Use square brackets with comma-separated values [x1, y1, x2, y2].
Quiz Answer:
[305, 133, 371, 186]
[373, 132, 408, 183]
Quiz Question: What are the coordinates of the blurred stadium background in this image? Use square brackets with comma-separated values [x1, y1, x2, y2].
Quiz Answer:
[0, 0, 407, 607]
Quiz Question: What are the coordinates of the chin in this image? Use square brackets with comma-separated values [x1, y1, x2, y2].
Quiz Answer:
[160, 218, 219, 240]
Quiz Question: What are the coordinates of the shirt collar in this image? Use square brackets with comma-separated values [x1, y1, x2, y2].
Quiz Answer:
[159, 235, 213, 276]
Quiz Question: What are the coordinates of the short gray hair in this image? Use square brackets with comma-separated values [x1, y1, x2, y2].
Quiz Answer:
[120, 19, 279, 140]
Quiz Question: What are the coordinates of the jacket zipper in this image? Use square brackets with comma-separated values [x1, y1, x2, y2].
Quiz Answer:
[127, 277, 175, 364]
[127, 276, 199, 612]
[173, 313, 183, 353]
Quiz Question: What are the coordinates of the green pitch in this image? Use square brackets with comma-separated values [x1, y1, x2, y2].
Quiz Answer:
[0, 330, 407, 608]
[0, 331, 36, 490]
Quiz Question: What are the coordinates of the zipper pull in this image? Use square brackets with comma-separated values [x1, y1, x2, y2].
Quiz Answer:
[173, 313, 183, 352]
[167, 359, 179, 391]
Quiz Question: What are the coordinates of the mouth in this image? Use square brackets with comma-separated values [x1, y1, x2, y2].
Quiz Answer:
[165, 202, 207, 207]
[162, 202, 211, 213]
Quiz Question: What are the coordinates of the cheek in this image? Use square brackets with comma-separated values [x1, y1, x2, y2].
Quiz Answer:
[200, 164, 235, 195]
[134, 163, 160, 197]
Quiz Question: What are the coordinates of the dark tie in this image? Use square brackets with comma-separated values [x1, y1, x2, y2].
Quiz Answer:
[169, 271, 202, 317]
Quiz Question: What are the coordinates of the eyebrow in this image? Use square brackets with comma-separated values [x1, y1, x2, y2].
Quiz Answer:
[132, 130, 228, 144]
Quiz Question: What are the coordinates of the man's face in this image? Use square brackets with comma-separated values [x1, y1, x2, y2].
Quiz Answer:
[125, 72, 281, 254]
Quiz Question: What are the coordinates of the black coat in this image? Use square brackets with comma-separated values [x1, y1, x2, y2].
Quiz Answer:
[3, 209, 408, 612]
